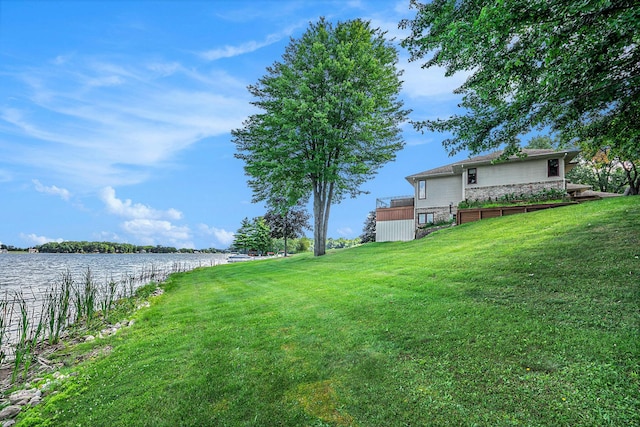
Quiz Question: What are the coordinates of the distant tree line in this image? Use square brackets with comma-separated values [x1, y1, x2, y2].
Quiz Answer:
[0, 244, 27, 252]
[32, 241, 222, 254]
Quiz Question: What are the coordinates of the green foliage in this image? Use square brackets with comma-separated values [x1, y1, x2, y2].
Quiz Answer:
[264, 203, 311, 255]
[359, 210, 376, 243]
[233, 18, 409, 256]
[567, 153, 629, 193]
[325, 237, 361, 250]
[232, 217, 254, 253]
[232, 217, 273, 255]
[253, 217, 273, 255]
[417, 218, 455, 229]
[20, 198, 639, 426]
[35, 241, 187, 253]
[524, 135, 563, 150]
[45, 270, 72, 345]
[400, 0, 640, 161]
[294, 237, 311, 253]
[458, 188, 569, 209]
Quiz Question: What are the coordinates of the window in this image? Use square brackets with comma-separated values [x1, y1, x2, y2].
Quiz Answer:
[418, 180, 426, 199]
[548, 159, 559, 177]
[418, 213, 434, 225]
[467, 168, 477, 184]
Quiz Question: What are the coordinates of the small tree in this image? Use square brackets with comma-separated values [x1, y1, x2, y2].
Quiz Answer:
[294, 237, 311, 253]
[360, 210, 376, 243]
[232, 217, 273, 255]
[264, 203, 311, 256]
[232, 217, 255, 254]
[252, 217, 273, 255]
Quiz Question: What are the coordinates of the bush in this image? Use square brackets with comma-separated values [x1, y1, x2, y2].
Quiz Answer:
[458, 188, 570, 209]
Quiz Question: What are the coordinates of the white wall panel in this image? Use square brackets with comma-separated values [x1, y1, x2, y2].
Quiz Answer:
[376, 219, 414, 242]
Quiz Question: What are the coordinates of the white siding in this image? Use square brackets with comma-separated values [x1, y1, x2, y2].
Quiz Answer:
[376, 219, 414, 242]
[415, 175, 462, 209]
[468, 158, 562, 188]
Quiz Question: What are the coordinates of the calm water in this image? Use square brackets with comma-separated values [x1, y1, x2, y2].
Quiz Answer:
[0, 252, 228, 300]
[0, 252, 227, 349]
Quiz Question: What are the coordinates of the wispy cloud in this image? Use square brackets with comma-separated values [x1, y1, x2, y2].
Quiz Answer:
[198, 22, 302, 61]
[200, 38, 279, 61]
[0, 169, 12, 183]
[198, 224, 235, 247]
[33, 179, 71, 200]
[20, 233, 64, 245]
[0, 55, 252, 189]
[336, 227, 353, 237]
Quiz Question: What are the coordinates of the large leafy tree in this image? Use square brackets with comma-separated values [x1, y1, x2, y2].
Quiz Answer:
[233, 18, 409, 256]
[400, 0, 640, 167]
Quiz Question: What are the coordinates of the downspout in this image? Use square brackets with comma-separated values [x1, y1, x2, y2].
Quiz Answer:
[562, 152, 567, 190]
[413, 177, 417, 240]
[460, 164, 465, 201]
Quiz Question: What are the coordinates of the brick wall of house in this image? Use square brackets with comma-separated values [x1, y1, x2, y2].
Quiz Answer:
[465, 180, 564, 202]
[414, 206, 455, 228]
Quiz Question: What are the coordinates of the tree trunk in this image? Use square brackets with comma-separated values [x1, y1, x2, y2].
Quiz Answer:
[312, 180, 334, 256]
[283, 212, 288, 256]
[623, 163, 639, 195]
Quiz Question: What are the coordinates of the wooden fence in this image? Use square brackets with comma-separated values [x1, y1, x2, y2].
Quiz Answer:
[456, 202, 576, 225]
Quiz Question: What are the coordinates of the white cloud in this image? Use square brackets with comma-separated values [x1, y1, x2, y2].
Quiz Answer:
[198, 22, 301, 61]
[400, 59, 470, 99]
[100, 186, 182, 220]
[98, 187, 193, 247]
[21, 233, 64, 245]
[198, 224, 235, 246]
[336, 227, 354, 237]
[85, 75, 124, 88]
[32, 179, 71, 200]
[52, 54, 73, 65]
[121, 219, 193, 248]
[94, 231, 123, 242]
[0, 169, 11, 183]
[200, 39, 274, 61]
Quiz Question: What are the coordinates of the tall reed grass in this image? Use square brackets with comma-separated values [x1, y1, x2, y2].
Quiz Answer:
[0, 260, 211, 386]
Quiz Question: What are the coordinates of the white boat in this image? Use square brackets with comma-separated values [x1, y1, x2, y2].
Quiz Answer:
[227, 254, 253, 263]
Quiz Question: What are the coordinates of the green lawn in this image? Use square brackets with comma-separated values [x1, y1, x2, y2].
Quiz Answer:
[19, 197, 639, 426]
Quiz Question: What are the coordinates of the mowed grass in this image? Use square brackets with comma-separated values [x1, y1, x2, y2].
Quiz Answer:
[20, 197, 639, 426]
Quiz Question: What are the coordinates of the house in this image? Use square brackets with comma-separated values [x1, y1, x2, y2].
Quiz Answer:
[376, 148, 581, 242]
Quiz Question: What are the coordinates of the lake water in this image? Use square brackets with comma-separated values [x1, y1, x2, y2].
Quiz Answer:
[0, 252, 228, 299]
[0, 252, 230, 347]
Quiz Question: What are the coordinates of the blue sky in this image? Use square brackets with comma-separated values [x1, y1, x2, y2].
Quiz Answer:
[0, 0, 470, 249]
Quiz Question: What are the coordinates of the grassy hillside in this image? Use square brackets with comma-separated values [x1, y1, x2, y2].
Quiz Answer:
[19, 197, 639, 426]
